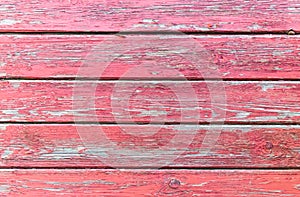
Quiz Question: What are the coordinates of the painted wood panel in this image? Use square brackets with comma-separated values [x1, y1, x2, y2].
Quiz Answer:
[0, 124, 299, 168]
[0, 169, 299, 196]
[0, 0, 299, 32]
[0, 0, 298, 195]
[0, 35, 299, 79]
[0, 80, 299, 123]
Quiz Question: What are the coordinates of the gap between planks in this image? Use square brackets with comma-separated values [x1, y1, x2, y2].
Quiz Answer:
[0, 167, 299, 170]
[2, 122, 300, 125]
[4, 79, 300, 83]
[4, 78, 300, 81]
[0, 31, 294, 35]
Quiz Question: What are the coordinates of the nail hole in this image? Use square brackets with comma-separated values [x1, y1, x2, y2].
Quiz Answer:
[168, 179, 181, 189]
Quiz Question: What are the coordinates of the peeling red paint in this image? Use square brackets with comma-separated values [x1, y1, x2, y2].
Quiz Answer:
[0, 0, 299, 194]
[0, 81, 299, 123]
[0, 35, 299, 79]
[0, 125, 299, 168]
[0, 170, 298, 196]
[0, 0, 298, 32]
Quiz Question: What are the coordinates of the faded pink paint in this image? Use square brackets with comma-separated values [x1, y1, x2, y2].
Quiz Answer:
[0, 0, 299, 195]
[0, 0, 298, 32]
[0, 35, 299, 79]
[0, 81, 299, 123]
[0, 170, 299, 196]
[0, 125, 299, 168]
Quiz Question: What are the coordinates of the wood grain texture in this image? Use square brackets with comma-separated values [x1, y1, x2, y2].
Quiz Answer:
[0, 124, 300, 168]
[1, 0, 299, 194]
[0, 169, 299, 196]
[0, 0, 299, 32]
[0, 80, 300, 123]
[0, 35, 300, 79]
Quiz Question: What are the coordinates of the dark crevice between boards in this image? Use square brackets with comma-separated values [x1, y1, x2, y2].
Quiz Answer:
[0, 166, 299, 170]
[1, 121, 300, 125]
[2, 77, 300, 81]
[0, 30, 296, 35]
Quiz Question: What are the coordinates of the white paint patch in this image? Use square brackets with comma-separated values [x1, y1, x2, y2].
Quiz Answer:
[248, 23, 263, 30]
[2, 110, 19, 115]
[288, 7, 299, 11]
[273, 49, 293, 56]
[29, 20, 43, 25]
[279, 111, 300, 119]
[0, 72, 6, 77]
[1, 149, 13, 159]
[10, 82, 20, 89]
[0, 19, 21, 26]
[151, 71, 160, 75]
[142, 18, 158, 23]
[274, 66, 282, 71]
[29, 109, 39, 116]
[273, 51, 284, 56]
[41, 147, 83, 159]
[260, 83, 275, 92]
[42, 188, 64, 192]
[192, 182, 208, 187]
[137, 110, 168, 117]
[12, 35, 26, 39]
[173, 125, 198, 131]
[46, 111, 72, 116]
[0, 125, 7, 130]
[0, 185, 9, 193]
[0, 5, 15, 12]
[170, 24, 210, 31]
[235, 112, 250, 119]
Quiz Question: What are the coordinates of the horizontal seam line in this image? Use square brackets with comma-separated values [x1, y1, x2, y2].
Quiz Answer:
[0, 31, 295, 35]
[4, 78, 300, 81]
[1, 122, 300, 125]
[4, 79, 300, 82]
[0, 167, 299, 170]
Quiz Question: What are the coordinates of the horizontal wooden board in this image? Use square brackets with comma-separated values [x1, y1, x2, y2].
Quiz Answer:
[0, 80, 300, 123]
[0, 124, 300, 168]
[0, 169, 299, 196]
[0, 0, 299, 32]
[0, 35, 300, 79]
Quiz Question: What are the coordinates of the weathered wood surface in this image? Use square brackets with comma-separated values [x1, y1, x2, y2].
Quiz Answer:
[0, 0, 299, 32]
[0, 169, 299, 196]
[0, 35, 299, 79]
[1, 0, 299, 195]
[0, 80, 300, 123]
[0, 124, 299, 168]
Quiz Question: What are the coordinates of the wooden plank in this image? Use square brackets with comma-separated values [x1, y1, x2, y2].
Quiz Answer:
[0, 124, 300, 168]
[0, 35, 300, 79]
[0, 80, 300, 123]
[0, 169, 299, 196]
[0, 0, 299, 32]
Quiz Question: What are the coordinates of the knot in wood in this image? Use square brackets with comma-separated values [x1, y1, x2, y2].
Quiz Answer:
[265, 142, 273, 149]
